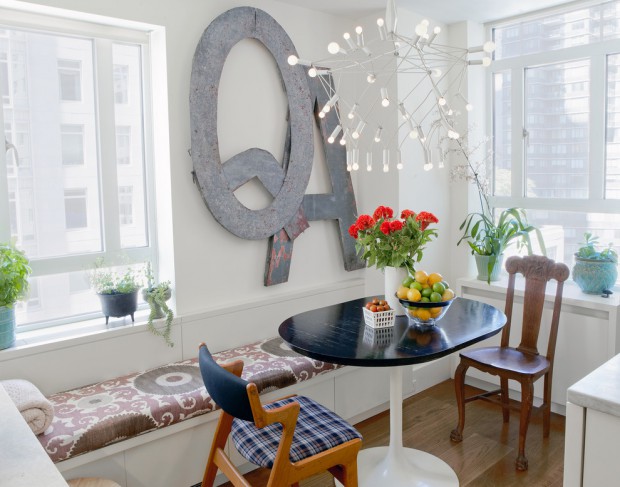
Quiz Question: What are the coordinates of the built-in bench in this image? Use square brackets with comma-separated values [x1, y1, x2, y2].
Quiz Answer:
[38, 337, 344, 464]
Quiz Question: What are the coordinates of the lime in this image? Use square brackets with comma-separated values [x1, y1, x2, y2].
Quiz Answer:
[421, 287, 433, 298]
[402, 277, 414, 287]
[411, 281, 423, 291]
[432, 282, 446, 294]
[420, 296, 430, 303]
[441, 280, 450, 289]
[430, 292, 442, 303]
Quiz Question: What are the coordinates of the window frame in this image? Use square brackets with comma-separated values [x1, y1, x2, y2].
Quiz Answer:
[486, 17, 620, 216]
[0, 6, 159, 331]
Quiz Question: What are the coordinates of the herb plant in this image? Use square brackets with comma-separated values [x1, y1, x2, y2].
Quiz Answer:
[0, 242, 31, 308]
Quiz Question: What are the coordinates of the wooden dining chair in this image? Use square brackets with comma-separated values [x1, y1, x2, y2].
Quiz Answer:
[198, 343, 362, 487]
[449, 255, 569, 471]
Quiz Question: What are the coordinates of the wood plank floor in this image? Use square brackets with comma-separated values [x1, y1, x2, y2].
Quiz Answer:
[220, 379, 565, 486]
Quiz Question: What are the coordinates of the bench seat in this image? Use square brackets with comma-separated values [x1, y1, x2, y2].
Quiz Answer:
[38, 337, 343, 464]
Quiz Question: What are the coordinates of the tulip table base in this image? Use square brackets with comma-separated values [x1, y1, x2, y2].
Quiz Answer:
[348, 366, 458, 487]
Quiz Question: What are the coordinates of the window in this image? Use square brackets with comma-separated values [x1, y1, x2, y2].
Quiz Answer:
[118, 185, 133, 225]
[61, 124, 84, 166]
[113, 64, 128, 104]
[57, 59, 81, 101]
[116, 125, 131, 165]
[489, 0, 620, 273]
[64, 188, 87, 229]
[0, 7, 158, 331]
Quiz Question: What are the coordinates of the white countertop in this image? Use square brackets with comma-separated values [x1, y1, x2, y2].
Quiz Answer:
[0, 385, 68, 487]
[568, 353, 620, 417]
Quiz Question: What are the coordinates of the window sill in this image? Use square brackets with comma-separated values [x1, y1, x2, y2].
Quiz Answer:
[0, 309, 176, 362]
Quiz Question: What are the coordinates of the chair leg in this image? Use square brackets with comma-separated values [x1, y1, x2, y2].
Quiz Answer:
[201, 412, 234, 487]
[516, 380, 534, 471]
[450, 361, 468, 442]
[500, 377, 510, 423]
[542, 372, 552, 438]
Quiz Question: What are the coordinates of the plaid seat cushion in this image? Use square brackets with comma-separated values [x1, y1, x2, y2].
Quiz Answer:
[231, 395, 362, 468]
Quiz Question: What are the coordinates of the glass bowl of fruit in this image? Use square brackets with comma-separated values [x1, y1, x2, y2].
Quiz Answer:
[395, 271, 456, 327]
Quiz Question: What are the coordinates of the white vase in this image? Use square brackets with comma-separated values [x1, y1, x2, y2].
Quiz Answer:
[384, 266, 408, 316]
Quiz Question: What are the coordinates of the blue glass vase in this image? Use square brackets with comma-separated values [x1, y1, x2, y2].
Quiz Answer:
[572, 257, 617, 294]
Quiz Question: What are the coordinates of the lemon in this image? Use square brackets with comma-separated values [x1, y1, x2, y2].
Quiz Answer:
[428, 272, 443, 285]
[442, 289, 455, 301]
[414, 270, 429, 284]
[407, 288, 422, 302]
[397, 285, 410, 299]
[416, 309, 432, 321]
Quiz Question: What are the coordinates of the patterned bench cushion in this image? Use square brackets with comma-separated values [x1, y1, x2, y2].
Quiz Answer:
[38, 337, 344, 463]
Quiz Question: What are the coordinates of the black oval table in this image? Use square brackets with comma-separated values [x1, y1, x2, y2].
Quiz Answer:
[279, 296, 506, 487]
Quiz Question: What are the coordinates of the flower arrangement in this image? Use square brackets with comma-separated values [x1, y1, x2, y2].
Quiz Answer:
[349, 206, 439, 273]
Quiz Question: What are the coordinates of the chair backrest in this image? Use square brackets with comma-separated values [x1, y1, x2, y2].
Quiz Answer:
[502, 255, 570, 359]
[198, 344, 255, 422]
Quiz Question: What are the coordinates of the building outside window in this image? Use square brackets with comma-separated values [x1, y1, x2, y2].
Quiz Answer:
[57, 58, 81, 101]
[60, 124, 84, 166]
[489, 0, 620, 268]
[0, 9, 157, 331]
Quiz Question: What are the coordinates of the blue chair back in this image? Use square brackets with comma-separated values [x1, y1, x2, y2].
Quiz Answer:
[198, 344, 254, 422]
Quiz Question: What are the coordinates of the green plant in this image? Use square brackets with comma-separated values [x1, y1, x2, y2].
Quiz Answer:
[575, 232, 618, 263]
[349, 206, 439, 274]
[143, 262, 174, 346]
[0, 242, 31, 308]
[89, 258, 143, 294]
[453, 138, 546, 282]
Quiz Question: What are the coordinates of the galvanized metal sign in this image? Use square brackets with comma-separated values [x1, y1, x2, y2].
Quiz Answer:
[190, 7, 364, 285]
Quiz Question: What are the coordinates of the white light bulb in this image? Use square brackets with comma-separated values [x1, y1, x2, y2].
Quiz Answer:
[374, 127, 382, 142]
[409, 129, 419, 139]
[327, 136, 335, 144]
[318, 111, 325, 119]
[377, 18, 384, 27]
[397, 162, 403, 170]
[483, 41, 496, 53]
[367, 73, 376, 84]
[366, 153, 372, 171]
[383, 164, 389, 173]
[482, 57, 492, 67]
[434, 26, 441, 34]
[347, 103, 358, 120]
[308, 67, 317, 77]
[465, 103, 473, 111]
[352, 131, 359, 140]
[432, 68, 442, 78]
[424, 162, 433, 171]
[438, 97, 447, 106]
[339, 137, 347, 146]
[343, 32, 351, 40]
[347, 164, 352, 172]
[287, 55, 298, 66]
[380, 88, 390, 107]
[415, 23, 426, 36]
[323, 104, 331, 113]
[447, 108, 454, 115]
[352, 162, 359, 171]
[355, 25, 363, 35]
[421, 19, 430, 26]
[381, 98, 390, 107]
[327, 42, 341, 55]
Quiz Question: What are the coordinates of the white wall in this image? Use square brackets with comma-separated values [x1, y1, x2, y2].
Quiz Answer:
[0, 0, 480, 393]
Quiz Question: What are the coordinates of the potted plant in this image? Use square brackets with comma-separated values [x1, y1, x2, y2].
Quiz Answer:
[0, 242, 31, 349]
[142, 262, 174, 346]
[572, 232, 618, 294]
[453, 138, 546, 283]
[90, 258, 143, 324]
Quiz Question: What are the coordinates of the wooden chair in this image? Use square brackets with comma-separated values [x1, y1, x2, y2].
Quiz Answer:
[198, 343, 362, 487]
[449, 255, 569, 471]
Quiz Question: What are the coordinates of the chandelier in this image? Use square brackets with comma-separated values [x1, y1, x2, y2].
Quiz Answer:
[287, 1, 495, 172]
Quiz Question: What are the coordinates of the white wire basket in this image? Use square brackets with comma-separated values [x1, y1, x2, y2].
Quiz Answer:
[363, 307, 395, 329]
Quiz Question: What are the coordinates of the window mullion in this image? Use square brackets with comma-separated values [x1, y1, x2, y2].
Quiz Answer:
[590, 53, 606, 201]
[0, 104, 9, 242]
[96, 38, 121, 254]
[511, 66, 524, 198]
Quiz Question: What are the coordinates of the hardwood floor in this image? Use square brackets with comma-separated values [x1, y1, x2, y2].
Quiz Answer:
[220, 379, 566, 487]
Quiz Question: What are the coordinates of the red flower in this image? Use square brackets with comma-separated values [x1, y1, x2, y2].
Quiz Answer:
[416, 211, 439, 231]
[355, 214, 375, 231]
[400, 209, 416, 220]
[373, 205, 394, 221]
[348, 223, 359, 239]
[390, 220, 403, 232]
[380, 221, 392, 235]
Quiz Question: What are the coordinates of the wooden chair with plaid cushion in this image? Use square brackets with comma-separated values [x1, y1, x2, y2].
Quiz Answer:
[198, 343, 362, 487]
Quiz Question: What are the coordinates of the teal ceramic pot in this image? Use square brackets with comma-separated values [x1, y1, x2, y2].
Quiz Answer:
[474, 254, 504, 282]
[572, 256, 618, 294]
[0, 306, 16, 350]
